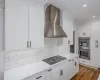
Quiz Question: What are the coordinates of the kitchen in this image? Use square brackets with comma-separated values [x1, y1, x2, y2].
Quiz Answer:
[0, 0, 100, 80]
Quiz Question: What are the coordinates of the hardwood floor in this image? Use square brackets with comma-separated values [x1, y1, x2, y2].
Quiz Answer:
[71, 65, 100, 80]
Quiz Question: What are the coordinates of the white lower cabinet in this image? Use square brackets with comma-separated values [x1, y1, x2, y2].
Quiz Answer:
[63, 57, 79, 80]
[74, 57, 79, 74]
[24, 71, 45, 80]
[46, 65, 61, 80]
[45, 68, 52, 80]
[24, 57, 79, 80]
[52, 64, 61, 80]
[60, 61, 69, 80]
[46, 57, 79, 80]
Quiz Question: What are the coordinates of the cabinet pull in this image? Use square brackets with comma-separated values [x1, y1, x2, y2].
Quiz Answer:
[82, 61, 85, 63]
[48, 69, 52, 72]
[68, 60, 71, 62]
[60, 70, 63, 76]
[27, 41, 29, 48]
[75, 62, 77, 66]
[30, 41, 31, 48]
[76, 57, 78, 59]
[36, 76, 42, 79]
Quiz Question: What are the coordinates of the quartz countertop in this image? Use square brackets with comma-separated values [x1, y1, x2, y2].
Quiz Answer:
[4, 53, 78, 80]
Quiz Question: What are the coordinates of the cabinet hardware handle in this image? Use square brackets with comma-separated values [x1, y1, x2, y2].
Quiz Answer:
[36, 76, 42, 79]
[82, 61, 85, 62]
[27, 41, 29, 48]
[75, 62, 77, 66]
[30, 41, 31, 48]
[68, 60, 71, 61]
[60, 70, 63, 76]
[48, 69, 52, 72]
[76, 57, 78, 59]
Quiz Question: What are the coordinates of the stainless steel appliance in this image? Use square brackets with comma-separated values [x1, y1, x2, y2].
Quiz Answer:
[44, 4, 67, 38]
[78, 37, 90, 60]
[42, 55, 67, 65]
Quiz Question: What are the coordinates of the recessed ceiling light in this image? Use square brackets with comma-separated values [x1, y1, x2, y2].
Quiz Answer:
[93, 16, 96, 18]
[83, 4, 87, 8]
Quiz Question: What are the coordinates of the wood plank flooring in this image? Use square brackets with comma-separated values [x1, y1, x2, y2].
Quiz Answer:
[71, 65, 100, 80]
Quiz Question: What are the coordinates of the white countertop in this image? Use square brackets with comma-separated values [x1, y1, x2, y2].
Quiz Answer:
[4, 53, 78, 80]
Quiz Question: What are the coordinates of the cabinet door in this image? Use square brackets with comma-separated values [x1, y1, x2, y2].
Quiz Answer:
[24, 71, 45, 80]
[45, 68, 52, 80]
[91, 22, 100, 68]
[5, 0, 29, 51]
[74, 57, 79, 73]
[72, 59, 76, 77]
[78, 23, 91, 37]
[60, 61, 69, 80]
[65, 59, 73, 80]
[52, 64, 61, 80]
[71, 57, 79, 78]
[29, 4, 44, 48]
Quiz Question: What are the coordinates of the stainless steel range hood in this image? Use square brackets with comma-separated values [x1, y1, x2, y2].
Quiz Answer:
[44, 4, 67, 38]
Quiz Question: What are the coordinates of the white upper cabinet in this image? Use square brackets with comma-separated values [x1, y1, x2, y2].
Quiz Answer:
[5, 0, 29, 51]
[5, 0, 45, 51]
[78, 23, 92, 37]
[29, 5, 44, 48]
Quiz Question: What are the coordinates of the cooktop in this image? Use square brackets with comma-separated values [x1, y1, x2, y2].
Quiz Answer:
[42, 55, 67, 65]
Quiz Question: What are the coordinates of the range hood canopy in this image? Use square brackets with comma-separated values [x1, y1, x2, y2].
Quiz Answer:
[44, 4, 67, 38]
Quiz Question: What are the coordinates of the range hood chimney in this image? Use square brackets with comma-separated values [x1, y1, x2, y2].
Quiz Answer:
[44, 4, 67, 38]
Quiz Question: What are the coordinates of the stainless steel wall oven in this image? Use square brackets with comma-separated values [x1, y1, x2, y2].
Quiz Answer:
[78, 37, 90, 60]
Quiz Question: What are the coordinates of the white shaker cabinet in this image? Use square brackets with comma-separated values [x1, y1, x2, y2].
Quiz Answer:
[5, 0, 29, 51]
[62, 61, 71, 80]
[46, 64, 64, 80]
[91, 22, 100, 68]
[45, 57, 79, 80]
[74, 57, 79, 74]
[29, 5, 44, 48]
[45, 68, 53, 80]
[63, 57, 79, 80]
[64, 59, 73, 80]
[78, 23, 91, 37]
[5, 0, 44, 51]
[46, 65, 65, 80]
[24, 71, 45, 80]
[52, 64, 61, 80]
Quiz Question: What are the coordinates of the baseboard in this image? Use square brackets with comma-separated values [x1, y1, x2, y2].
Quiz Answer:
[80, 63, 98, 70]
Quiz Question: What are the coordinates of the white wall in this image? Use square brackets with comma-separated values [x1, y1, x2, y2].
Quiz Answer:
[0, 7, 4, 80]
[58, 11, 74, 55]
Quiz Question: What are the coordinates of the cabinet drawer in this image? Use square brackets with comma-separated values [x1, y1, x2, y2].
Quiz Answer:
[24, 71, 45, 80]
[80, 58, 91, 65]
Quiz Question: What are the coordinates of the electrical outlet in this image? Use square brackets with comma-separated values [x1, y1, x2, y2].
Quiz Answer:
[68, 40, 70, 44]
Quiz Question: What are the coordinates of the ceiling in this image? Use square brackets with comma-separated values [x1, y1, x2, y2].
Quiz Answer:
[46, 0, 100, 20]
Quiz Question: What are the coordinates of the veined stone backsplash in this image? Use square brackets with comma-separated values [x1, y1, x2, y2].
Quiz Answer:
[4, 38, 59, 71]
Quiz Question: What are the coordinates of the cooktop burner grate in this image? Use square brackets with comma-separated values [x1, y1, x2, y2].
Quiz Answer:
[42, 55, 67, 65]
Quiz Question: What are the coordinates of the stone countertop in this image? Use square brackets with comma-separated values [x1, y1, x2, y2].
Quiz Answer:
[4, 53, 78, 80]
